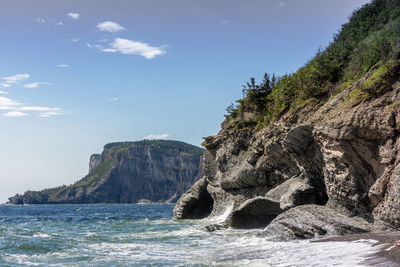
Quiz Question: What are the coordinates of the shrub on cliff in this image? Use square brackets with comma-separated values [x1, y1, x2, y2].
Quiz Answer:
[230, 0, 400, 128]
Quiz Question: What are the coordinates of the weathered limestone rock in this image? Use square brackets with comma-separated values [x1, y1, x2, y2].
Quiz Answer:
[263, 205, 373, 240]
[173, 177, 213, 219]
[89, 154, 101, 173]
[265, 177, 324, 210]
[9, 140, 204, 204]
[224, 197, 283, 229]
[174, 64, 400, 239]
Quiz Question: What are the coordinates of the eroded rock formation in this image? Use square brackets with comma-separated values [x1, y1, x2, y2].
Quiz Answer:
[8, 140, 204, 204]
[174, 64, 400, 239]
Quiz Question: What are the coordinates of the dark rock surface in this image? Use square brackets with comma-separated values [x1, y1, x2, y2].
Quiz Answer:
[263, 205, 373, 240]
[173, 177, 213, 219]
[8, 140, 204, 204]
[174, 64, 400, 239]
[224, 197, 283, 229]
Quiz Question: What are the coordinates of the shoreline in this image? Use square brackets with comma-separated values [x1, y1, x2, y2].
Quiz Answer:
[317, 232, 400, 266]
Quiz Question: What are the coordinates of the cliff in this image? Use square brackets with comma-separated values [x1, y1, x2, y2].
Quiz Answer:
[8, 140, 204, 204]
[174, 0, 400, 239]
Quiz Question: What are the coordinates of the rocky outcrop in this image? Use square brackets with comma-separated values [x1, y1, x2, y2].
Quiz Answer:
[174, 62, 400, 239]
[224, 197, 283, 229]
[173, 177, 213, 219]
[89, 154, 101, 173]
[8, 140, 204, 204]
[263, 205, 374, 240]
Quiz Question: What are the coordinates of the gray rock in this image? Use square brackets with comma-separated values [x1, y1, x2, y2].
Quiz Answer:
[174, 63, 400, 237]
[9, 140, 204, 204]
[263, 205, 373, 240]
[205, 224, 223, 232]
[265, 177, 324, 210]
[89, 154, 101, 173]
[173, 177, 214, 219]
[224, 197, 283, 229]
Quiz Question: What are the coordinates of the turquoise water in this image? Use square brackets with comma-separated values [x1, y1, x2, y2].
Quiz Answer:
[0, 204, 386, 266]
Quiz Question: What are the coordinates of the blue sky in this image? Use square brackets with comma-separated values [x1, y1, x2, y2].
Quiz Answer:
[0, 0, 371, 203]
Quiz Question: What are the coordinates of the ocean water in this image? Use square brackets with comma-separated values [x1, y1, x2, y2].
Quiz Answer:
[0, 204, 386, 266]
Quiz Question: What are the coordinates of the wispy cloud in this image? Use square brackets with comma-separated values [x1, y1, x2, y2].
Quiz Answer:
[4, 111, 28, 117]
[97, 21, 126, 33]
[0, 96, 21, 109]
[24, 82, 51, 89]
[109, 97, 118, 102]
[57, 64, 69, 68]
[0, 90, 8, 94]
[39, 112, 62, 118]
[35, 17, 46, 24]
[0, 96, 63, 118]
[0, 74, 30, 88]
[71, 38, 79, 42]
[67, 13, 80, 20]
[279, 1, 286, 7]
[144, 133, 169, 140]
[94, 38, 166, 59]
[57, 21, 64, 26]
[20, 106, 62, 118]
[19, 106, 60, 112]
[3, 74, 30, 83]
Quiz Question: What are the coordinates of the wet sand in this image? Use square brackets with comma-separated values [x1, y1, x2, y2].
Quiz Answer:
[316, 232, 400, 266]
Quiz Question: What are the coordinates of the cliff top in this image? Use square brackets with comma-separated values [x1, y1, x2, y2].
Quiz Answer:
[104, 140, 204, 157]
[8, 139, 204, 204]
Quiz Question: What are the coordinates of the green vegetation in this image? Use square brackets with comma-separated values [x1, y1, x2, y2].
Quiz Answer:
[72, 140, 204, 189]
[104, 140, 204, 157]
[13, 140, 204, 203]
[227, 0, 400, 129]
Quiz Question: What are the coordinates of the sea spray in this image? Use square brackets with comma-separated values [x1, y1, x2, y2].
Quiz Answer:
[0, 204, 386, 266]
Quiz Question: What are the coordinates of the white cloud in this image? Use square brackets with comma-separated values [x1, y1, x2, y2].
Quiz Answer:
[4, 111, 29, 117]
[39, 111, 62, 118]
[97, 21, 126, 33]
[0, 96, 21, 109]
[0, 83, 11, 88]
[144, 133, 169, 140]
[0, 96, 63, 118]
[20, 106, 62, 118]
[0, 91, 8, 94]
[1, 74, 30, 87]
[24, 82, 51, 89]
[35, 17, 46, 23]
[19, 106, 61, 112]
[57, 22, 64, 26]
[57, 64, 69, 68]
[71, 38, 79, 42]
[100, 38, 166, 59]
[109, 97, 118, 102]
[279, 1, 286, 7]
[67, 13, 80, 20]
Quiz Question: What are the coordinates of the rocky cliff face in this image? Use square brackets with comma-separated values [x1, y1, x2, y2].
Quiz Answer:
[8, 140, 203, 204]
[174, 63, 400, 238]
[89, 154, 101, 173]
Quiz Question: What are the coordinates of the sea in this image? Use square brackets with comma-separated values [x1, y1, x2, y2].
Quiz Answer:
[0, 204, 388, 266]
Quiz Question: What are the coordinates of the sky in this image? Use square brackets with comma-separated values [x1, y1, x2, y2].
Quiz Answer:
[0, 0, 371, 203]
